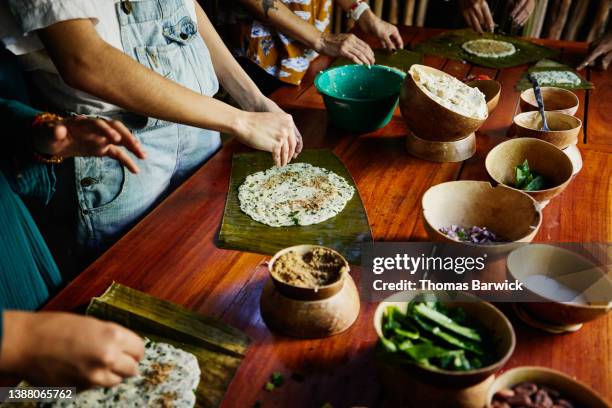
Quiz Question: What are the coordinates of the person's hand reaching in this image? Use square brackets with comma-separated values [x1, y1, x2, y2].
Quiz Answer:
[357, 9, 404, 52]
[509, 0, 536, 27]
[0, 311, 144, 388]
[315, 32, 375, 65]
[460, 0, 495, 33]
[578, 31, 612, 71]
[33, 116, 146, 173]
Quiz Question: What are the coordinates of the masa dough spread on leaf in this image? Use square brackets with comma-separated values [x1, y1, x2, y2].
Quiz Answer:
[462, 39, 517, 58]
[238, 163, 355, 227]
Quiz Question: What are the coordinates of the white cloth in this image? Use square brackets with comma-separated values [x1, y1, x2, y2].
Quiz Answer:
[0, 0, 198, 117]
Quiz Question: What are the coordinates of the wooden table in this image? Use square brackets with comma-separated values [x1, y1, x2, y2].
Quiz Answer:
[45, 27, 611, 406]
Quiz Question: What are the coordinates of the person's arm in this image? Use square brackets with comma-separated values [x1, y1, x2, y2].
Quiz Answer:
[0, 311, 144, 387]
[193, 3, 301, 161]
[333, 0, 403, 51]
[578, 30, 612, 71]
[1, 97, 145, 175]
[459, 0, 495, 33]
[509, 0, 536, 27]
[238, 0, 374, 65]
[37, 19, 296, 165]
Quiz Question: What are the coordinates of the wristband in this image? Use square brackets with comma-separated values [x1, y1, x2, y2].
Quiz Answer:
[32, 112, 65, 164]
[348, 1, 370, 21]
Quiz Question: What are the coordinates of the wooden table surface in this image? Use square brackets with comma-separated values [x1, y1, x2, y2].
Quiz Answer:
[45, 27, 611, 407]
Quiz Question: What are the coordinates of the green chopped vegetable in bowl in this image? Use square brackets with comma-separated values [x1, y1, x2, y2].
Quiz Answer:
[514, 160, 549, 191]
[374, 291, 516, 387]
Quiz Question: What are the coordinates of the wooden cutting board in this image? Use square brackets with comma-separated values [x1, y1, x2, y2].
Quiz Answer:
[87, 283, 250, 408]
[217, 149, 372, 264]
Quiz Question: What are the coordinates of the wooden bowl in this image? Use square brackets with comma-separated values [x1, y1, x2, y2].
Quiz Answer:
[485, 138, 574, 206]
[486, 366, 609, 408]
[507, 244, 612, 326]
[260, 245, 359, 338]
[514, 111, 582, 149]
[400, 65, 487, 142]
[520, 86, 579, 116]
[467, 79, 501, 114]
[422, 181, 542, 251]
[268, 245, 349, 301]
[406, 131, 476, 163]
[373, 291, 515, 406]
[563, 144, 583, 175]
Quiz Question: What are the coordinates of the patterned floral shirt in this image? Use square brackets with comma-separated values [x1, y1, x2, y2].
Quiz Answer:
[227, 0, 332, 85]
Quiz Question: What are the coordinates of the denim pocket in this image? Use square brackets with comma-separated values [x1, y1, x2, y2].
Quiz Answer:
[78, 156, 129, 213]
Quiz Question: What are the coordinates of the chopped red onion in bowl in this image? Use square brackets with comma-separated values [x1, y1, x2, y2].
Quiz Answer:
[439, 225, 507, 244]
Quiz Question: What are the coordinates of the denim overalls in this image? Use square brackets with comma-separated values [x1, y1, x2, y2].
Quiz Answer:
[72, 0, 221, 251]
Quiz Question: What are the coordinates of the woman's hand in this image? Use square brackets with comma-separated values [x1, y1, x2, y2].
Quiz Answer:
[459, 0, 495, 33]
[578, 31, 612, 71]
[248, 97, 303, 159]
[33, 116, 147, 174]
[357, 10, 404, 52]
[232, 109, 298, 166]
[0, 311, 145, 388]
[509, 0, 536, 27]
[315, 32, 375, 65]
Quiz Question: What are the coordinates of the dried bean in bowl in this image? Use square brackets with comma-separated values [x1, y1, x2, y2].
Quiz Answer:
[491, 382, 580, 408]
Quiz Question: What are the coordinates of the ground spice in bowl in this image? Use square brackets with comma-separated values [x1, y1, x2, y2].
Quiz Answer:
[271, 247, 348, 289]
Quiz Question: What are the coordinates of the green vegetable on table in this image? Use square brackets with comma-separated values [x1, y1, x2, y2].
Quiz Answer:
[379, 303, 491, 371]
[514, 160, 548, 191]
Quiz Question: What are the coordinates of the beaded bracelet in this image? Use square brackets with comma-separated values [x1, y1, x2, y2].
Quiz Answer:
[32, 112, 65, 164]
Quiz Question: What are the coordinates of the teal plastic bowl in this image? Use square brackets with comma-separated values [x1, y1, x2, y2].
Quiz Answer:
[314, 64, 406, 133]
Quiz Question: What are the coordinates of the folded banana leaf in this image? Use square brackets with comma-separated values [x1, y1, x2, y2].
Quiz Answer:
[87, 283, 250, 408]
[217, 149, 372, 264]
[414, 28, 558, 69]
[331, 49, 423, 73]
[515, 59, 593, 90]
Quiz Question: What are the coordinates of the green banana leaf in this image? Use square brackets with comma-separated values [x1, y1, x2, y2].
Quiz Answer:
[414, 28, 558, 69]
[331, 49, 423, 74]
[217, 149, 372, 264]
[515, 59, 593, 90]
[87, 283, 250, 408]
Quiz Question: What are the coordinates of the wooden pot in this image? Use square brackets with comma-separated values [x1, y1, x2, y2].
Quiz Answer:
[513, 111, 582, 149]
[400, 65, 487, 142]
[467, 79, 501, 114]
[485, 138, 574, 207]
[422, 181, 542, 252]
[373, 291, 515, 407]
[486, 367, 609, 408]
[261, 245, 359, 338]
[507, 244, 612, 326]
[520, 86, 579, 116]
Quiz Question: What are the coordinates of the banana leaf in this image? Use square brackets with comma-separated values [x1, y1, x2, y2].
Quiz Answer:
[515, 59, 593, 90]
[217, 149, 372, 264]
[86, 283, 250, 408]
[331, 49, 423, 74]
[414, 28, 558, 69]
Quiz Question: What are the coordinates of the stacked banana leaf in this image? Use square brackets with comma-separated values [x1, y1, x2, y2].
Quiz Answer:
[87, 283, 250, 408]
[414, 28, 558, 68]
